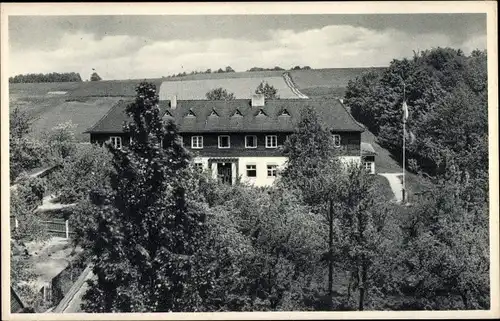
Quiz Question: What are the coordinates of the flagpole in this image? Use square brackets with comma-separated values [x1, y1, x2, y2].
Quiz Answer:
[402, 82, 406, 203]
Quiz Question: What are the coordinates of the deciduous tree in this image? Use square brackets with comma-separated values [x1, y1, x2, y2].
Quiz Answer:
[9, 108, 47, 183]
[205, 87, 236, 100]
[255, 81, 279, 99]
[90, 72, 102, 81]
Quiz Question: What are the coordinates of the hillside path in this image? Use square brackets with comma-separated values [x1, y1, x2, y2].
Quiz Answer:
[378, 173, 403, 203]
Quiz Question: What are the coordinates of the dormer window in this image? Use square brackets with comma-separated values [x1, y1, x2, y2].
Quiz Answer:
[209, 109, 219, 117]
[279, 109, 291, 116]
[256, 109, 267, 117]
[163, 110, 173, 118]
[186, 109, 196, 118]
[232, 109, 243, 117]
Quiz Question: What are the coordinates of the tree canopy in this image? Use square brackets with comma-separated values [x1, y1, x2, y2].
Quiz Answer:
[344, 47, 487, 180]
[255, 81, 279, 99]
[90, 72, 102, 81]
[9, 72, 82, 83]
[205, 87, 236, 100]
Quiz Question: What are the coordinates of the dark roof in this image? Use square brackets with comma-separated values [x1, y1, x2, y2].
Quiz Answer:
[86, 99, 364, 134]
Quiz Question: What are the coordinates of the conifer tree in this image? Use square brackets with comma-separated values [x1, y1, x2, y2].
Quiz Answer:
[82, 82, 208, 312]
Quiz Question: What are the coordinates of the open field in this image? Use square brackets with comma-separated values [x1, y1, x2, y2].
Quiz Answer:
[163, 70, 284, 81]
[299, 87, 348, 100]
[9, 67, 383, 99]
[290, 67, 386, 99]
[67, 79, 164, 98]
[158, 76, 301, 100]
[9, 82, 82, 99]
[290, 67, 386, 89]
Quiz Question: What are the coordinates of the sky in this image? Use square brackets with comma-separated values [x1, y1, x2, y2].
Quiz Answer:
[8, 14, 487, 80]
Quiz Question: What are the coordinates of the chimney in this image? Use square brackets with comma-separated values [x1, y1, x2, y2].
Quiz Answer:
[170, 95, 177, 109]
[251, 94, 265, 107]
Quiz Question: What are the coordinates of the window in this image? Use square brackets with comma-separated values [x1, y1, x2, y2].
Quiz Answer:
[256, 109, 267, 117]
[218, 135, 230, 148]
[333, 134, 341, 148]
[364, 162, 372, 171]
[280, 109, 291, 116]
[232, 109, 243, 117]
[245, 135, 257, 148]
[194, 162, 204, 172]
[265, 135, 278, 148]
[177, 136, 184, 147]
[267, 165, 277, 177]
[246, 164, 257, 177]
[191, 136, 203, 149]
[110, 136, 122, 149]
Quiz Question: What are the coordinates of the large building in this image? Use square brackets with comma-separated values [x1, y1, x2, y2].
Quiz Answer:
[86, 95, 375, 186]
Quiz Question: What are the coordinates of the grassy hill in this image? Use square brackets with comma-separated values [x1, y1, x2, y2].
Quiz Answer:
[290, 67, 386, 99]
[8, 67, 387, 142]
[9, 67, 385, 99]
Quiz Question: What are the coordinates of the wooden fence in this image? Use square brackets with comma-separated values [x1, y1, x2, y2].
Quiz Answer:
[40, 219, 75, 239]
[12, 217, 75, 239]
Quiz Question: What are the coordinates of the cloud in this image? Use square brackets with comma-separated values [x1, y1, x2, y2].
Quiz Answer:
[9, 24, 487, 80]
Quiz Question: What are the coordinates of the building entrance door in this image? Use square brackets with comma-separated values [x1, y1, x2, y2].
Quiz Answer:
[217, 163, 232, 185]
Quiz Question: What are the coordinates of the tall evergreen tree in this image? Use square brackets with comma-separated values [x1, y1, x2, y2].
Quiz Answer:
[81, 82, 208, 312]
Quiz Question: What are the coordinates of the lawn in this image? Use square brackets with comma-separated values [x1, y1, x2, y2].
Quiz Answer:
[361, 130, 402, 174]
[397, 172, 434, 203]
[299, 86, 347, 99]
[373, 174, 395, 202]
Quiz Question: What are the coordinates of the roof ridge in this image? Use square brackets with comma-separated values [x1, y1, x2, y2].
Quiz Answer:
[84, 99, 129, 133]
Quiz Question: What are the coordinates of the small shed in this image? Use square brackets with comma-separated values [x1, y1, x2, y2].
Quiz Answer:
[361, 142, 377, 174]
